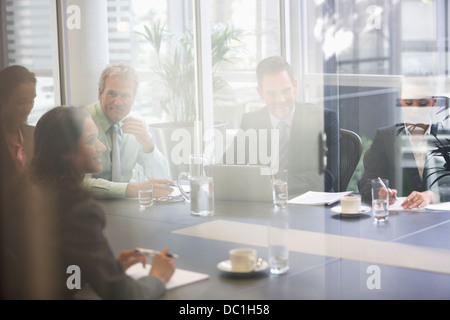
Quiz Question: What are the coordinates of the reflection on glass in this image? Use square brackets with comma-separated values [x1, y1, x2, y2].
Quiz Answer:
[5, 0, 56, 125]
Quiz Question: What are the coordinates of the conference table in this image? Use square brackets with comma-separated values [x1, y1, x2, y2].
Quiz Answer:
[97, 195, 450, 300]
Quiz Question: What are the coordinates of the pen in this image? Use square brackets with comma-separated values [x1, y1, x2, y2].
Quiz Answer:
[377, 177, 397, 200]
[135, 247, 179, 259]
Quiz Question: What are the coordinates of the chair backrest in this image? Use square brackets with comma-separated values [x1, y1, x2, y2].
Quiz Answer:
[335, 128, 363, 192]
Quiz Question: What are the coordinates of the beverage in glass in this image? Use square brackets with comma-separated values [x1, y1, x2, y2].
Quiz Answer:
[272, 169, 288, 208]
[190, 176, 214, 217]
[371, 178, 389, 221]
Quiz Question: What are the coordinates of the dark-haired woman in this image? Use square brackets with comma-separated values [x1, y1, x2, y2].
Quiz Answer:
[30, 106, 175, 299]
[0, 65, 37, 172]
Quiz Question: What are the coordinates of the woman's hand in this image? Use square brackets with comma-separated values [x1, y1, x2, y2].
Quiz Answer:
[401, 190, 433, 209]
[117, 249, 147, 270]
[149, 247, 175, 284]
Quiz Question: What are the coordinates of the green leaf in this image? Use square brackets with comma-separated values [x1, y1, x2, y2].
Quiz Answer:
[135, 20, 245, 122]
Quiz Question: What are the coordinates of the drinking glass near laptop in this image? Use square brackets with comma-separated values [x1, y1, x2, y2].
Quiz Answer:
[178, 155, 215, 217]
[267, 211, 289, 274]
[271, 169, 288, 208]
[137, 169, 154, 208]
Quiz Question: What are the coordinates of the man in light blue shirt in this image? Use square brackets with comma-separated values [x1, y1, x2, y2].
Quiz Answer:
[83, 62, 173, 199]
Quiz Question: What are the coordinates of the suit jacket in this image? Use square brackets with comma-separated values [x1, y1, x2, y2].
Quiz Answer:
[230, 103, 338, 195]
[358, 124, 450, 203]
[39, 182, 166, 299]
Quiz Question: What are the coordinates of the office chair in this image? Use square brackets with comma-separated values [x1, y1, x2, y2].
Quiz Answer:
[334, 128, 363, 192]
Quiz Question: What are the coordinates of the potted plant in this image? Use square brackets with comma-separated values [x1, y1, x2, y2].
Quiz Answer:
[136, 21, 245, 178]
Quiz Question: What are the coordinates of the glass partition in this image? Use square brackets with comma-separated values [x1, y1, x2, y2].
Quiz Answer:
[4, 0, 450, 193]
[3, 0, 450, 301]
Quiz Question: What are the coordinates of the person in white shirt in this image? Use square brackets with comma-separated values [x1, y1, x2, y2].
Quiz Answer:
[83, 62, 174, 199]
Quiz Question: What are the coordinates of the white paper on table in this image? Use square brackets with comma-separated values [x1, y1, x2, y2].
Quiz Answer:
[426, 202, 450, 211]
[169, 185, 190, 197]
[288, 191, 353, 205]
[388, 197, 406, 211]
[388, 197, 426, 212]
[126, 263, 209, 290]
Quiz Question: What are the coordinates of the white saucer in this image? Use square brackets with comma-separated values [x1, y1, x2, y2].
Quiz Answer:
[331, 205, 371, 216]
[217, 260, 269, 274]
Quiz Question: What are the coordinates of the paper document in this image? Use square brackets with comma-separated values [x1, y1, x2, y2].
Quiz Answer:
[126, 263, 209, 290]
[169, 185, 190, 197]
[288, 191, 352, 205]
[388, 197, 426, 212]
[425, 202, 450, 211]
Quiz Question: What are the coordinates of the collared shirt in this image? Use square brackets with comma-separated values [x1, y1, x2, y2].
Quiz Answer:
[405, 121, 431, 179]
[83, 102, 170, 199]
[269, 104, 296, 139]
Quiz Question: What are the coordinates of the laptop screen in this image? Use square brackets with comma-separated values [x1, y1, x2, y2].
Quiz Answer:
[210, 164, 273, 202]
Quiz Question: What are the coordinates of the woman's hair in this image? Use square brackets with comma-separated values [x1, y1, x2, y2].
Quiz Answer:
[0, 65, 36, 105]
[30, 106, 91, 184]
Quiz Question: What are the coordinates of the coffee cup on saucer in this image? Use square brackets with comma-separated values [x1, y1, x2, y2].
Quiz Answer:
[229, 248, 257, 272]
[340, 195, 361, 214]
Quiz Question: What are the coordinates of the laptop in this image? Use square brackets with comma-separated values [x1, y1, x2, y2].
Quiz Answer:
[210, 164, 273, 202]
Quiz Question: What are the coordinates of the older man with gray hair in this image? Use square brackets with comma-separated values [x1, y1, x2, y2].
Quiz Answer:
[83, 62, 173, 199]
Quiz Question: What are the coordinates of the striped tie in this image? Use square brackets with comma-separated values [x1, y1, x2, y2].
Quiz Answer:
[278, 121, 289, 170]
[111, 123, 121, 182]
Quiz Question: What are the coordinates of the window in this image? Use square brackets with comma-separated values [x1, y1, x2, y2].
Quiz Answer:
[106, 0, 193, 123]
[4, 0, 450, 191]
[210, 0, 281, 128]
[5, 0, 57, 125]
[104, 0, 281, 128]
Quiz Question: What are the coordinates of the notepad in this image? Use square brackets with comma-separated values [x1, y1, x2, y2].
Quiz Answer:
[388, 197, 426, 211]
[288, 191, 353, 205]
[126, 263, 209, 290]
[424, 201, 450, 211]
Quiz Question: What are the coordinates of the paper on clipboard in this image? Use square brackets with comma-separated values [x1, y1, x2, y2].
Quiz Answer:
[288, 191, 353, 205]
[126, 263, 209, 290]
[388, 197, 426, 212]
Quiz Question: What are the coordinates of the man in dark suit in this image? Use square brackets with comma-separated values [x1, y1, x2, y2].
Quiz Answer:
[229, 56, 339, 196]
[358, 69, 450, 209]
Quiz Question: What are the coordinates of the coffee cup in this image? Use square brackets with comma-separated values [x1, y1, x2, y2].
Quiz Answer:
[229, 248, 257, 272]
[340, 195, 361, 213]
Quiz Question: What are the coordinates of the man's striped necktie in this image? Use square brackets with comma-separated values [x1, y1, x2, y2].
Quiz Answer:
[278, 121, 289, 170]
[111, 123, 121, 182]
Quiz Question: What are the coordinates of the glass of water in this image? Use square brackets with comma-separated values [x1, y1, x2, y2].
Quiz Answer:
[371, 178, 389, 222]
[267, 211, 289, 274]
[271, 169, 288, 208]
[189, 176, 214, 217]
[137, 171, 154, 208]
